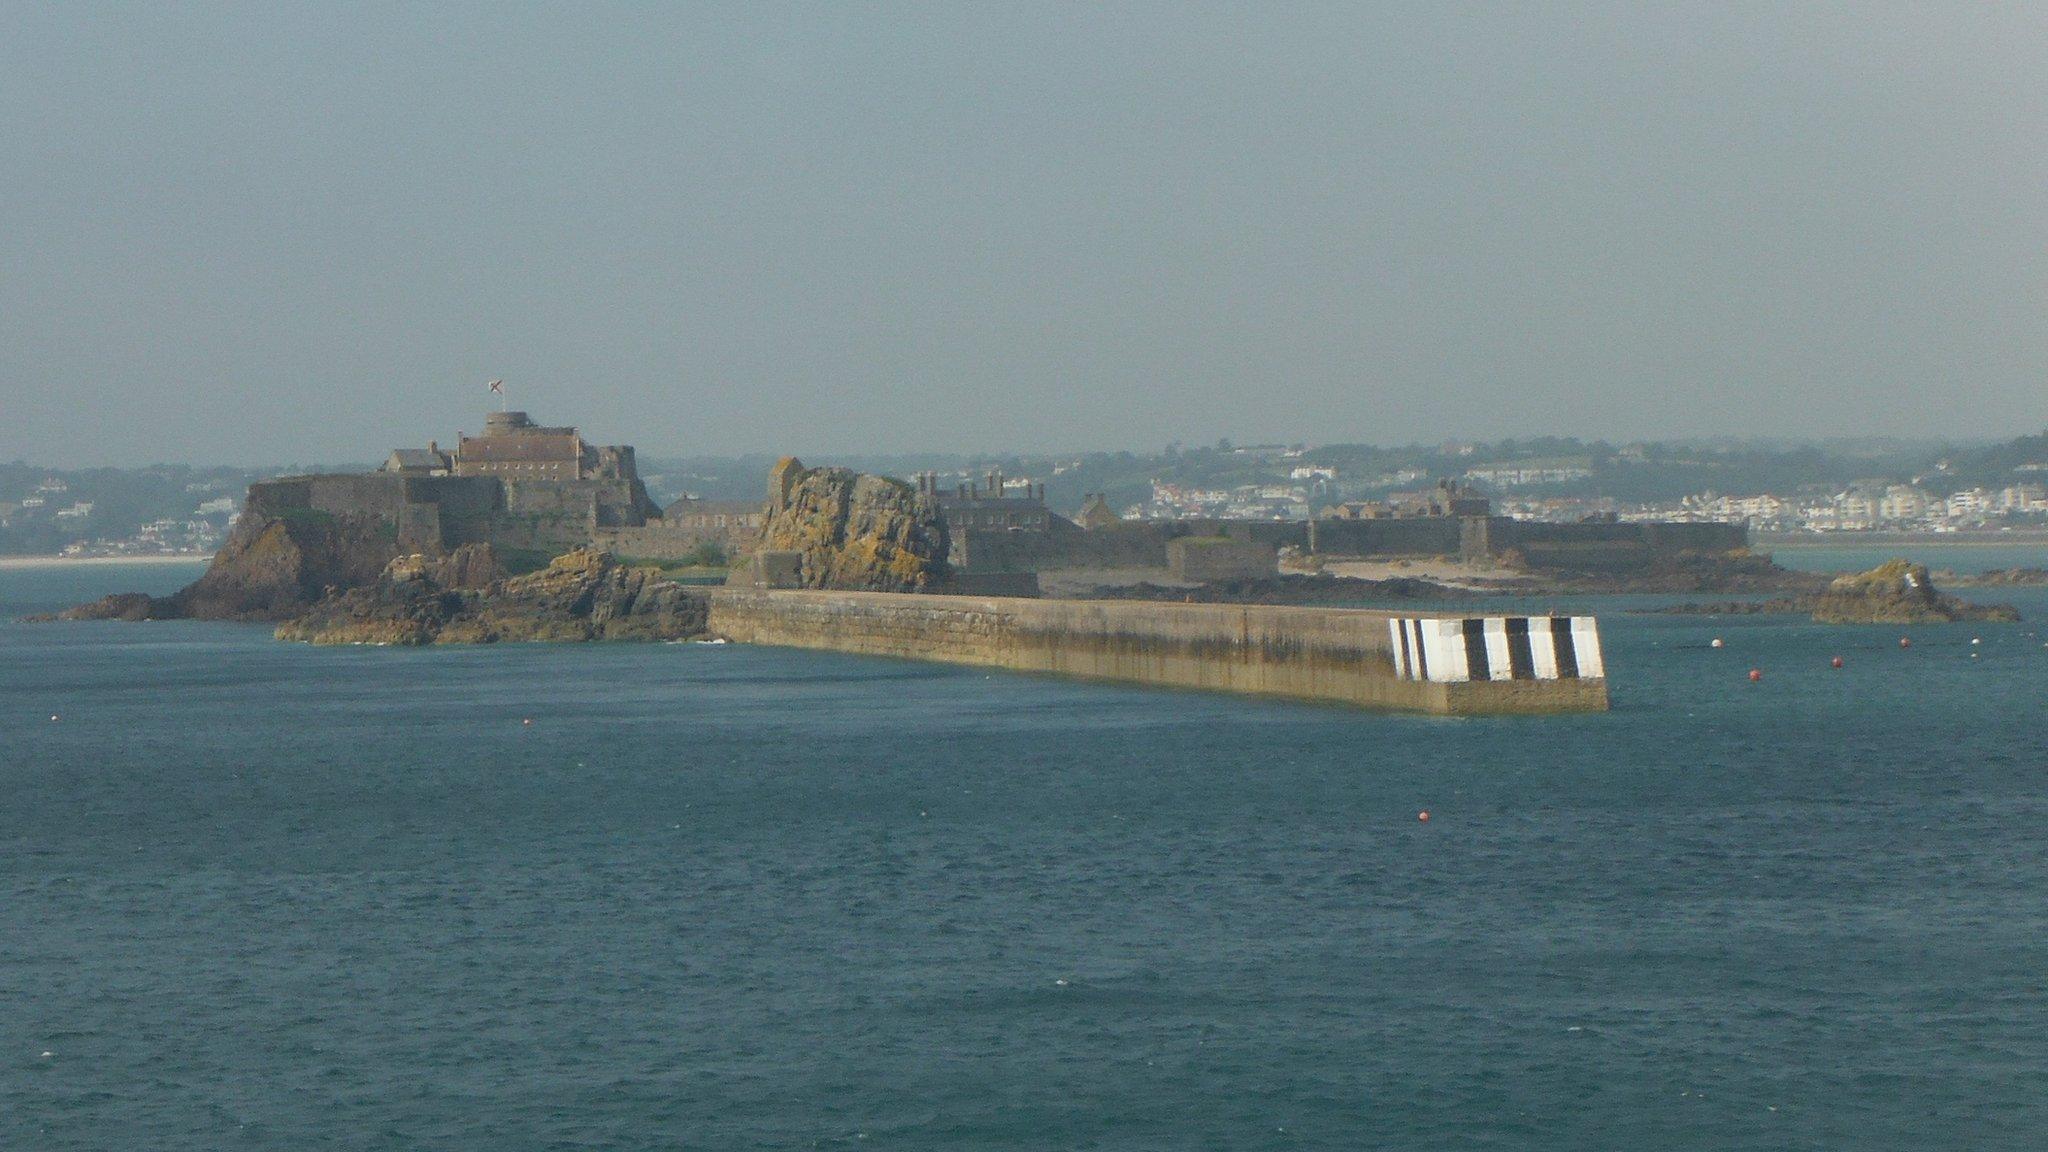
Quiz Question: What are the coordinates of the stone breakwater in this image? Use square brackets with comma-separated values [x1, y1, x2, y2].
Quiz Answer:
[707, 590, 1609, 716]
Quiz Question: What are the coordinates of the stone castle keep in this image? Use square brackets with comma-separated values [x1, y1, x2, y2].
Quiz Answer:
[248, 410, 666, 558]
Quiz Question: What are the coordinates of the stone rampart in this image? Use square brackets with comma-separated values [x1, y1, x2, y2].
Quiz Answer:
[1487, 518, 1747, 555]
[591, 523, 723, 562]
[706, 590, 1608, 715]
[957, 514, 1744, 573]
[245, 474, 503, 549]
[957, 520, 1308, 573]
[1310, 518, 1464, 558]
[1167, 537, 1276, 582]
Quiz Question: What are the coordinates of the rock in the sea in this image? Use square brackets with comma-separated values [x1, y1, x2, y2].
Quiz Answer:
[275, 548, 707, 644]
[55, 592, 160, 621]
[1943, 567, 2048, 588]
[55, 509, 507, 623]
[56, 508, 430, 622]
[753, 457, 949, 591]
[1810, 559, 2019, 624]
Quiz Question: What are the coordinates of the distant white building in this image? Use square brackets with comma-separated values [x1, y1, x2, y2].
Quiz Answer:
[1879, 485, 1930, 522]
[1945, 488, 1993, 519]
[1682, 492, 1787, 525]
[1999, 484, 2046, 512]
[1831, 486, 1884, 528]
[54, 501, 94, 520]
[1464, 459, 1594, 488]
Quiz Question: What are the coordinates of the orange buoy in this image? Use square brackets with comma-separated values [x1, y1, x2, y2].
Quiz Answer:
[1831, 656, 1844, 669]
[1710, 637, 1724, 649]
[1748, 668, 1763, 682]
[1417, 810, 1431, 823]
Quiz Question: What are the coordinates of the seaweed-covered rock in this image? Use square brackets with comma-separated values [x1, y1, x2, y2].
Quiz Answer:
[752, 458, 949, 591]
[275, 548, 707, 644]
[1810, 559, 2019, 624]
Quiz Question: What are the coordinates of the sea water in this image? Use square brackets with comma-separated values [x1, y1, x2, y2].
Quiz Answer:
[4, 562, 2046, 1149]
[1768, 541, 2048, 576]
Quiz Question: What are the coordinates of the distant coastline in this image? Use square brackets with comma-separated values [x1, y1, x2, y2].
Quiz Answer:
[1756, 531, 2048, 548]
[0, 555, 210, 570]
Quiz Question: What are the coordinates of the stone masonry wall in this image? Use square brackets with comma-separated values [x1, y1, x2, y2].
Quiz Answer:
[706, 589, 1608, 715]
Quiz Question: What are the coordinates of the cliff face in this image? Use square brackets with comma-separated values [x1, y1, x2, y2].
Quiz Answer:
[275, 548, 707, 644]
[756, 459, 949, 592]
[1811, 559, 2019, 624]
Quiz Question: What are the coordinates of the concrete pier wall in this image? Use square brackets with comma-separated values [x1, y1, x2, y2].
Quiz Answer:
[706, 589, 1608, 715]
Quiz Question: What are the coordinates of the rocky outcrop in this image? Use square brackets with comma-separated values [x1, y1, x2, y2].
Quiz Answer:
[753, 458, 949, 591]
[1492, 548, 1825, 595]
[1941, 567, 2048, 588]
[1810, 560, 2018, 624]
[61, 507, 434, 622]
[53, 592, 161, 622]
[275, 549, 708, 645]
[1648, 560, 2022, 621]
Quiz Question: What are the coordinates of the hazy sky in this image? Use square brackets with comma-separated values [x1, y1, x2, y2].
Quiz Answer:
[4, 3, 2045, 465]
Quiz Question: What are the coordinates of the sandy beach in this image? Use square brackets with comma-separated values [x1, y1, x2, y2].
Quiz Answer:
[1319, 557, 1528, 590]
[0, 555, 210, 570]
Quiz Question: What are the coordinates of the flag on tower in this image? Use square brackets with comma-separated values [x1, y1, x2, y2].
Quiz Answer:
[488, 379, 504, 395]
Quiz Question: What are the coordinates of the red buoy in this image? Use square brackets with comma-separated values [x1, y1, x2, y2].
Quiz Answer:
[1417, 810, 1431, 823]
[1900, 637, 1912, 648]
[1831, 656, 1844, 669]
[1748, 669, 1763, 682]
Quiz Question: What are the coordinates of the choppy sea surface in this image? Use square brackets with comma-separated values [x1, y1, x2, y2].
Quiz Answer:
[4, 559, 2047, 1150]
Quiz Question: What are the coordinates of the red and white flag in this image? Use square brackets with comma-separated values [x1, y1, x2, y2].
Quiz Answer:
[487, 379, 504, 395]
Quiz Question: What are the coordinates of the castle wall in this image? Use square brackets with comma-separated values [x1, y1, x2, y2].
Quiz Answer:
[955, 512, 1744, 576]
[706, 590, 1608, 715]
[244, 474, 501, 549]
[590, 523, 726, 562]
[954, 520, 1294, 572]
[404, 477, 503, 545]
[1308, 518, 1464, 558]
[1484, 519, 1748, 570]
[492, 478, 655, 551]
[1167, 537, 1277, 582]
[305, 475, 414, 519]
